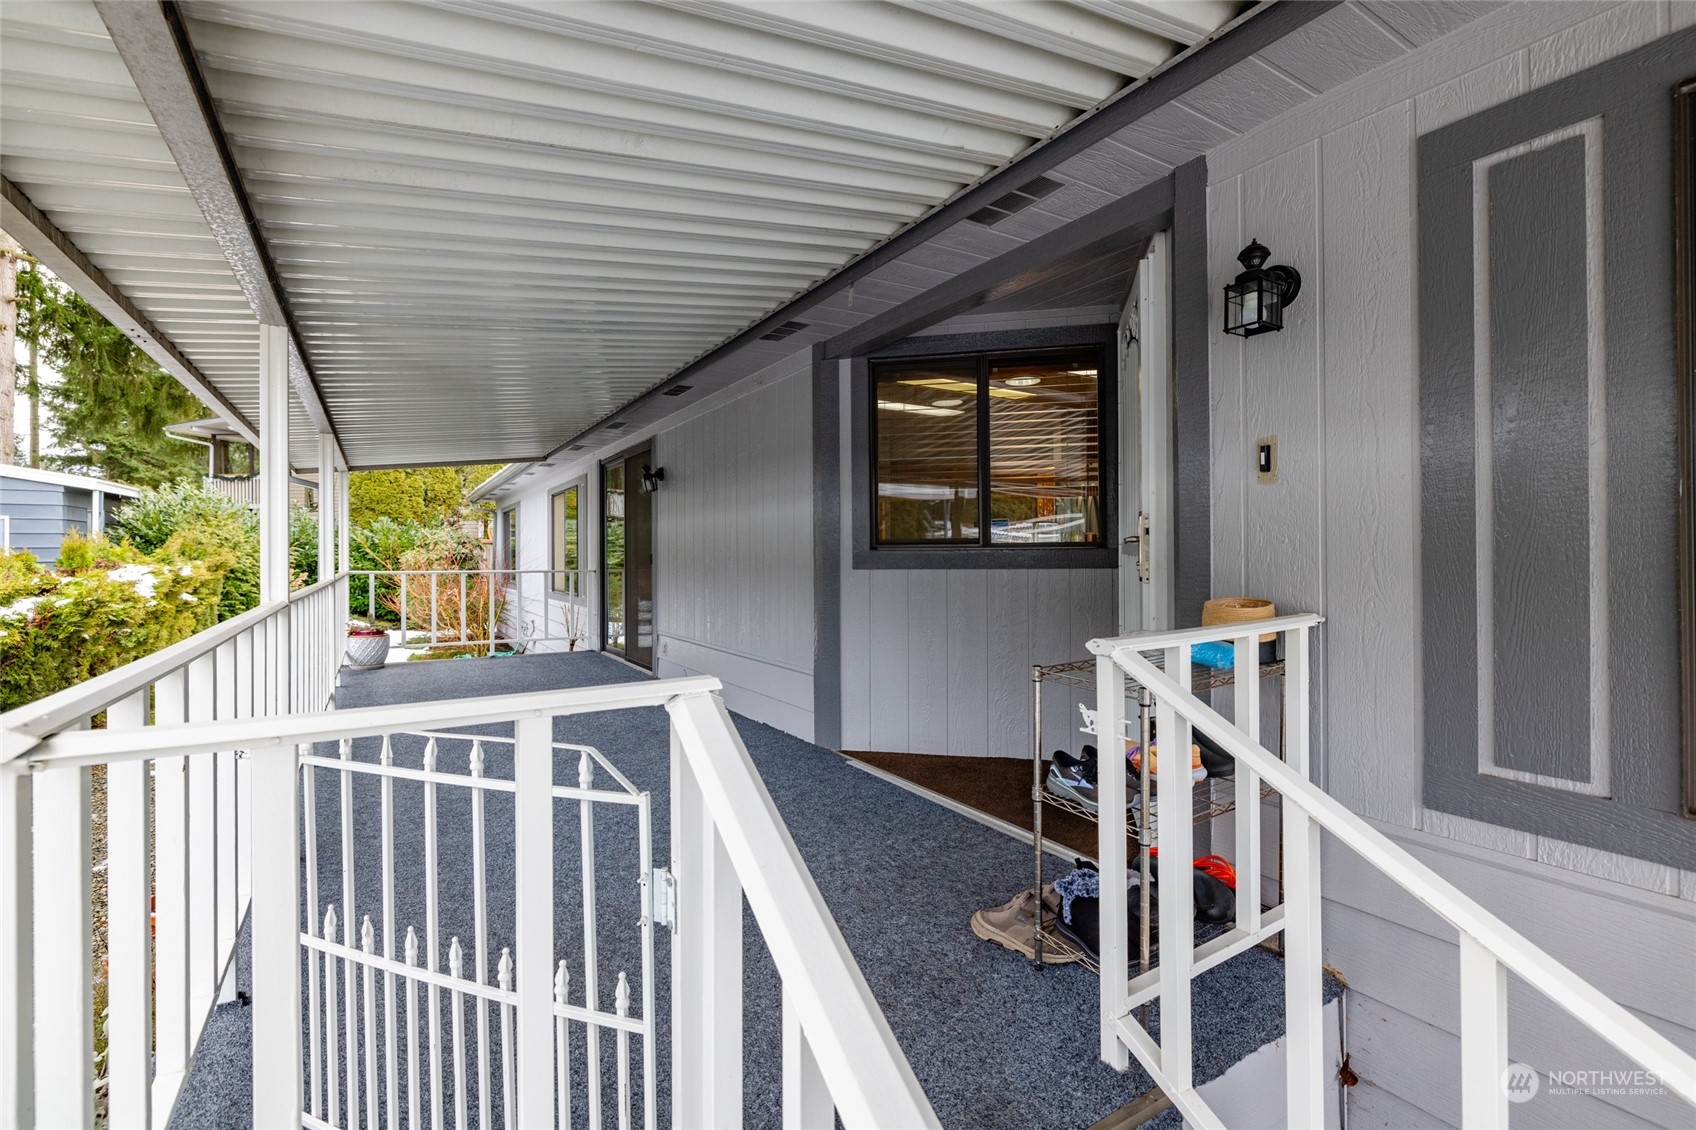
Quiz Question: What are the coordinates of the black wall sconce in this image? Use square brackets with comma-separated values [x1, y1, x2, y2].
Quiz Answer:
[1223, 239, 1301, 337]
[640, 464, 666, 494]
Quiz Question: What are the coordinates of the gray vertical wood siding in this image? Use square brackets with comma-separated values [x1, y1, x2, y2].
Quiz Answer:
[653, 363, 816, 737]
[1208, 5, 1696, 1128]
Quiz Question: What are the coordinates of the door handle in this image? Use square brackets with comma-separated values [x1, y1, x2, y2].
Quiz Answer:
[1126, 513, 1151, 582]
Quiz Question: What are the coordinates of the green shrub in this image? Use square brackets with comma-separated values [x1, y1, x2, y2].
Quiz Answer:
[0, 553, 225, 711]
[157, 525, 258, 621]
[348, 517, 425, 621]
[55, 531, 147, 573]
[0, 550, 47, 606]
[109, 481, 257, 554]
[290, 506, 318, 589]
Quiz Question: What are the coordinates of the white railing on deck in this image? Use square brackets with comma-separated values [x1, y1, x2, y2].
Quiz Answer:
[1087, 617, 1696, 1129]
[203, 474, 262, 508]
[11, 675, 937, 1129]
[349, 569, 593, 655]
[0, 573, 348, 1129]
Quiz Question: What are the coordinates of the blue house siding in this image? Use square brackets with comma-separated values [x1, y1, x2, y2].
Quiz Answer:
[2, 481, 94, 563]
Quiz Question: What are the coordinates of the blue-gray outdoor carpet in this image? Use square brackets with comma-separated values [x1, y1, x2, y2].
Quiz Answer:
[170, 651, 1308, 1129]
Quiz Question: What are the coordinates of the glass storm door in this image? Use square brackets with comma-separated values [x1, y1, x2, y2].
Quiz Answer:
[602, 450, 655, 668]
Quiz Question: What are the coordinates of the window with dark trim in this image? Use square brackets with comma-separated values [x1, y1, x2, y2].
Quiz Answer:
[870, 347, 1104, 548]
[501, 506, 519, 572]
[549, 482, 581, 596]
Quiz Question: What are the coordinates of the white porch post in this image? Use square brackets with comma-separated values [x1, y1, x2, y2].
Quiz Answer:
[336, 467, 350, 575]
[252, 322, 302, 1121]
[259, 325, 290, 603]
[317, 432, 337, 582]
[0, 765, 32, 1130]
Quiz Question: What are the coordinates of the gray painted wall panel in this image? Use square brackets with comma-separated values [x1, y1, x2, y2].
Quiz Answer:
[1486, 137, 1592, 783]
[1345, 991, 1665, 1130]
[1325, 897, 1696, 1128]
[1173, 156, 1213, 626]
[866, 569, 911, 752]
[905, 570, 950, 754]
[658, 364, 813, 679]
[944, 570, 990, 757]
[1318, 99, 1421, 824]
[1419, 30, 1692, 863]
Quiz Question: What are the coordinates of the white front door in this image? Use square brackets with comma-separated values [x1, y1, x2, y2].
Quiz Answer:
[1119, 231, 1174, 633]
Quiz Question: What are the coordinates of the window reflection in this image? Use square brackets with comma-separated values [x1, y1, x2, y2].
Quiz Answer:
[874, 362, 980, 543]
[988, 359, 1100, 544]
[871, 349, 1102, 548]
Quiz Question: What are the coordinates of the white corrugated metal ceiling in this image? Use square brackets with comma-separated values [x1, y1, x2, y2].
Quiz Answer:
[0, 0, 322, 463]
[1, 0, 1243, 469]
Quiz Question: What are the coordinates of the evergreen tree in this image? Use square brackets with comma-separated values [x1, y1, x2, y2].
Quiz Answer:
[30, 279, 209, 486]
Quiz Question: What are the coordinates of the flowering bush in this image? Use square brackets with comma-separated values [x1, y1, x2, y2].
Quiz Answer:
[0, 544, 226, 711]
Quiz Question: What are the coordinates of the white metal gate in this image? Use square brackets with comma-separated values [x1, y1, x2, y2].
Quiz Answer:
[299, 730, 660, 1130]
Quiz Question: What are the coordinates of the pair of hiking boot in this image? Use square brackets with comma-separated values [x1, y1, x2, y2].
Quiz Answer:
[1050, 856, 1240, 963]
[969, 884, 1079, 964]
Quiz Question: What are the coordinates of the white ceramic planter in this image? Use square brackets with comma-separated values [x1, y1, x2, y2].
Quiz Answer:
[345, 631, 392, 669]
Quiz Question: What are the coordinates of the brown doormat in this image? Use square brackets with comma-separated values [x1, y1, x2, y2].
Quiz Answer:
[845, 750, 1128, 859]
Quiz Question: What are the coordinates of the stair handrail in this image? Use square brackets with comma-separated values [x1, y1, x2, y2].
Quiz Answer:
[16, 678, 940, 1129]
[1090, 628, 1696, 1126]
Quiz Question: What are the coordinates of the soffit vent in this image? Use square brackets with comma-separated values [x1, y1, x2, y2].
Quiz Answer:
[566, 445, 586, 452]
[967, 175, 1065, 226]
[662, 384, 693, 397]
[759, 320, 809, 341]
[605, 422, 629, 431]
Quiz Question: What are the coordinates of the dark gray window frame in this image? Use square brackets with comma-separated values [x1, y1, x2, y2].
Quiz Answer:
[850, 324, 1117, 570]
[548, 477, 585, 596]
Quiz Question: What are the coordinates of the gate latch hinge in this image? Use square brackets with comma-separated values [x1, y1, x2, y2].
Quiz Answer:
[644, 868, 677, 930]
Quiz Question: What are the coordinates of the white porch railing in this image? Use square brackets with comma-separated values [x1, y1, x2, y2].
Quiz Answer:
[349, 569, 594, 654]
[9, 659, 936, 1127]
[203, 474, 262, 508]
[1087, 617, 1696, 1129]
[0, 572, 348, 1129]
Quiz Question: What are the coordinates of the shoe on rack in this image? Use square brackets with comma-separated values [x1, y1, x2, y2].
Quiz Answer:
[1053, 887, 1152, 964]
[1145, 850, 1240, 924]
[1192, 855, 1237, 923]
[1194, 730, 1235, 778]
[1050, 748, 1097, 783]
[970, 888, 1079, 964]
[1128, 741, 1207, 783]
[1046, 760, 1100, 812]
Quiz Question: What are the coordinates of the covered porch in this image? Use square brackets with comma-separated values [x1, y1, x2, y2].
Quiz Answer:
[166, 648, 1310, 1129]
[6, 2, 1696, 1129]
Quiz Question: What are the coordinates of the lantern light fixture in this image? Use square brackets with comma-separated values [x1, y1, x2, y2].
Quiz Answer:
[1223, 239, 1301, 337]
[640, 464, 666, 494]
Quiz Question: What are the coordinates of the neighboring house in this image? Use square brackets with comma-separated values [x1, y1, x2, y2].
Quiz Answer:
[0, 463, 138, 562]
[4, 5, 1695, 1130]
[166, 417, 316, 510]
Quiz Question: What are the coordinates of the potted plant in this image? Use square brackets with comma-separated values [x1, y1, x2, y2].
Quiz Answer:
[345, 622, 391, 669]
